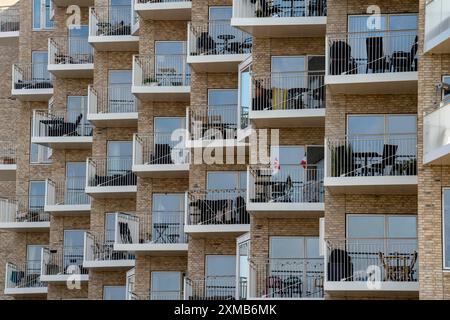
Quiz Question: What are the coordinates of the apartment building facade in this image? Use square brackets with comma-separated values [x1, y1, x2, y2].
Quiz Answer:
[0, 0, 447, 300]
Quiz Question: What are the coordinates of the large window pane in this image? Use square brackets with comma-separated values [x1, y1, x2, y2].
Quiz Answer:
[207, 171, 246, 190]
[29, 181, 45, 212]
[347, 215, 385, 238]
[387, 115, 417, 135]
[65, 162, 87, 205]
[209, 7, 232, 20]
[27, 245, 44, 274]
[270, 237, 304, 259]
[347, 115, 385, 137]
[105, 213, 116, 243]
[151, 272, 181, 299]
[107, 141, 133, 175]
[103, 286, 126, 300]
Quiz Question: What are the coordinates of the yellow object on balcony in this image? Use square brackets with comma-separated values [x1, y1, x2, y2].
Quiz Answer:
[272, 88, 287, 110]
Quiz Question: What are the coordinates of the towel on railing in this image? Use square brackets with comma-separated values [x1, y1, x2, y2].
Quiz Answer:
[272, 88, 288, 110]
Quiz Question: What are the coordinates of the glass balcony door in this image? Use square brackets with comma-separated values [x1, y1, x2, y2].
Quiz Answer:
[152, 194, 184, 244]
[107, 140, 133, 175]
[108, 70, 134, 113]
[205, 255, 236, 299]
[65, 162, 87, 205]
[151, 271, 182, 300]
[63, 230, 85, 270]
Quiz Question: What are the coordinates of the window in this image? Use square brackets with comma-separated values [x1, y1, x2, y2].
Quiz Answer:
[209, 6, 232, 21]
[443, 189, 450, 269]
[270, 237, 320, 259]
[154, 117, 185, 134]
[443, 76, 450, 102]
[155, 41, 189, 85]
[151, 272, 182, 300]
[27, 245, 44, 274]
[67, 96, 90, 136]
[30, 143, 52, 164]
[63, 230, 85, 268]
[103, 286, 126, 300]
[108, 70, 134, 113]
[29, 181, 45, 212]
[207, 89, 238, 130]
[346, 214, 417, 251]
[33, 0, 54, 30]
[152, 194, 184, 244]
[205, 255, 236, 298]
[105, 213, 116, 244]
[347, 114, 417, 137]
[32, 51, 51, 82]
[239, 60, 252, 129]
[207, 171, 246, 190]
[66, 162, 87, 205]
[348, 14, 418, 33]
[68, 26, 91, 62]
[107, 141, 133, 175]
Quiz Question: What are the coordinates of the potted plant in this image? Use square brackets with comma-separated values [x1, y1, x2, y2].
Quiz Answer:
[143, 77, 159, 86]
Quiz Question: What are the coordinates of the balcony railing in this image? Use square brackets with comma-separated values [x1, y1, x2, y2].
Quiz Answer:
[32, 109, 92, 138]
[252, 72, 325, 111]
[115, 211, 187, 245]
[84, 232, 134, 262]
[326, 134, 417, 178]
[49, 37, 93, 65]
[0, 196, 49, 224]
[5, 262, 46, 290]
[425, 0, 450, 45]
[186, 189, 249, 226]
[13, 63, 53, 90]
[327, 30, 418, 76]
[185, 276, 236, 300]
[134, 133, 189, 166]
[0, 6, 19, 32]
[424, 101, 450, 158]
[88, 85, 137, 114]
[133, 54, 190, 87]
[131, 291, 184, 300]
[232, 0, 326, 18]
[326, 238, 418, 283]
[41, 247, 88, 276]
[45, 178, 90, 206]
[87, 158, 137, 188]
[251, 258, 324, 298]
[248, 165, 324, 204]
[0, 141, 16, 165]
[89, 5, 133, 37]
[188, 106, 238, 140]
[188, 21, 252, 56]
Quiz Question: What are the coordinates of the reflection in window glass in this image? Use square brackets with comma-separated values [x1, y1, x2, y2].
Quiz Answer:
[103, 286, 126, 300]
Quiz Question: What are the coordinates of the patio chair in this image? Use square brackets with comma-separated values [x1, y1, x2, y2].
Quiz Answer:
[150, 143, 173, 164]
[118, 221, 133, 244]
[196, 32, 217, 55]
[366, 37, 389, 73]
[329, 41, 357, 75]
[369, 144, 398, 176]
[327, 248, 353, 281]
[266, 276, 283, 297]
[308, 0, 326, 16]
[271, 175, 293, 202]
[410, 35, 418, 72]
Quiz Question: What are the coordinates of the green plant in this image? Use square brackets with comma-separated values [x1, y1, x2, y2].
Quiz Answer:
[143, 77, 158, 85]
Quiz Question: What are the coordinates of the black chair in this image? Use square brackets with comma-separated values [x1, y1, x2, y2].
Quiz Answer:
[329, 41, 357, 75]
[333, 144, 358, 177]
[410, 35, 418, 72]
[366, 37, 388, 73]
[251, 0, 281, 17]
[308, 0, 326, 16]
[196, 32, 217, 55]
[327, 249, 353, 281]
[369, 144, 398, 176]
[119, 222, 132, 244]
[252, 80, 272, 111]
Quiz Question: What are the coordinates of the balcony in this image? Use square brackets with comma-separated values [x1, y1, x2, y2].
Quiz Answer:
[114, 212, 188, 254]
[133, 133, 189, 178]
[4, 262, 47, 296]
[424, 100, 450, 165]
[324, 238, 419, 296]
[89, 5, 139, 51]
[87, 85, 138, 127]
[0, 6, 19, 45]
[186, 106, 246, 149]
[247, 165, 324, 217]
[41, 248, 89, 283]
[231, 0, 326, 38]
[132, 54, 190, 102]
[0, 141, 16, 181]
[187, 21, 252, 72]
[324, 135, 417, 194]
[86, 157, 137, 198]
[249, 71, 325, 128]
[44, 178, 91, 215]
[48, 37, 94, 78]
[135, 0, 191, 21]
[0, 197, 50, 231]
[425, 0, 450, 53]
[83, 232, 135, 269]
[185, 189, 250, 235]
[184, 276, 237, 300]
[53, 0, 94, 6]
[31, 109, 93, 149]
[325, 30, 418, 94]
[249, 258, 324, 299]
[12, 63, 53, 101]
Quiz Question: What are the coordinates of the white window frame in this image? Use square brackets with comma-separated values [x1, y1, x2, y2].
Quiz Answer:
[347, 13, 418, 33]
[32, 0, 54, 31]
